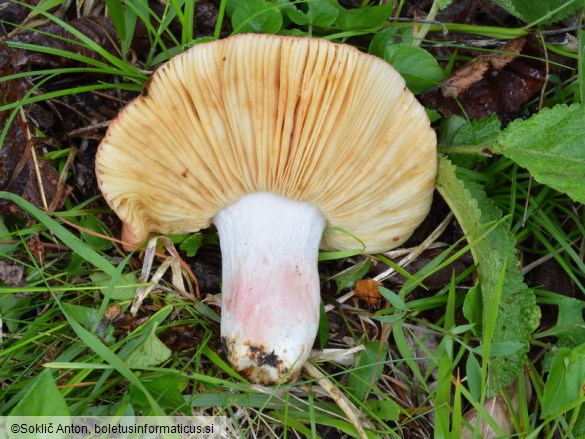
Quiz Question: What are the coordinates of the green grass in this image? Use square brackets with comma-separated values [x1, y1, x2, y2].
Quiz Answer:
[2, 0, 585, 437]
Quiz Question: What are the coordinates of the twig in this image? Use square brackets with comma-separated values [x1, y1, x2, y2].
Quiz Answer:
[131, 254, 173, 315]
[49, 144, 77, 212]
[303, 362, 371, 439]
[21, 108, 48, 211]
[412, 0, 441, 47]
[374, 212, 454, 282]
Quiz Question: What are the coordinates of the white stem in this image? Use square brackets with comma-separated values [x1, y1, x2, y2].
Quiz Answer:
[213, 192, 326, 384]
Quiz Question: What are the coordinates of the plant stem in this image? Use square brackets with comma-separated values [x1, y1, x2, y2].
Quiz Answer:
[412, 0, 441, 47]
[438, 145, 495, 155]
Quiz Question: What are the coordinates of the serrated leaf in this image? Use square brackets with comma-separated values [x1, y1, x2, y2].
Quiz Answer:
[439, 115, 501, 168]
[382, 44, 443, 94]
[441, 114, 501, 147]
[493, 0, 582, 25]
[436, 156, 540, 394]
[496, 104, 585, 204]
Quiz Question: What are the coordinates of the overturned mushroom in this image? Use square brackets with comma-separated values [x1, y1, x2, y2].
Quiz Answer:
[95, 34, 437, 384]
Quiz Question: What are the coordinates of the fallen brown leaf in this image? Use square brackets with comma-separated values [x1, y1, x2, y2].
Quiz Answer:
[420, 36, 547, 120]
[0, 260, 24, 286]
[0, 45, 67, 215]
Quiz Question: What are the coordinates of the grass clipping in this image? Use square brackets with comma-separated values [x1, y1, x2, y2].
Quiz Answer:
[436, 156, 540, 395]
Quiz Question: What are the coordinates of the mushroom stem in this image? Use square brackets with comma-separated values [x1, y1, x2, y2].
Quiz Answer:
[213, 192, 326, 384]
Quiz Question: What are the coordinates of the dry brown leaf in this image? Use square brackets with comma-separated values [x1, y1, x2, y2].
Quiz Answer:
[420, 36, 547, 120]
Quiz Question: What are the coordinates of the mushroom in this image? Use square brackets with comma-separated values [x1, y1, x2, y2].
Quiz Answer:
[95, 34, 437, 384]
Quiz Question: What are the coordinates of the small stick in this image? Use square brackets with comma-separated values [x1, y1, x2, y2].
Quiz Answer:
[374, 212, 454, 282]
[303, 362, 371, 439]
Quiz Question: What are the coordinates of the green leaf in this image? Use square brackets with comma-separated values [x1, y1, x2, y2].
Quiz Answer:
[541, 343, 585, 419]
[79, 215, 113, 250]
[441, 114, 501, 147]
[451, 323, 476, 335]
[378, 286, 406, 311]
[348, 340, 387, 402]
[466, 353, 482, 401]
[282, 409, 370, 437]
[463, 285, 481, 336]
[439, 115, 500, 169]
[91, 271, 138, 300]
[0, 192, 118, 277]
[130, 372, 188, 412]
[437, 0, 454, 9]
[330, 258, 371, 293]
[496, 104, 585, 204]
[57, 298, 166, 415]
[10, 369, 70, 416]
[230, 0, 283, 34]
[493, 0, 582, 25]
[576, 409, 585, 436]
[369, 27, 415, 55]
[554, 297, 585, 346]
[436, 156, 540, 394]
[105, 0, 139, 57]
[426, 108, 442, 123]
[178, 233, 202, 257]
[335, 3, 393, 31]
[0, 293, 31, 333]
[318, 301, 330, 348]
[381, 44, 443, 94]
[285, 0, 339, 27]
[579, 28, 585, 103]
[193, 301, 221, 323]
[105, 0, 127, 47]
[372, 312, 406, 324]
[0, 216, 17, 256]
[364, 399, 401, 421]
[125, 324, 172, 368]
[471, 341, 525, 357]
[62, 303, 115, 344]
